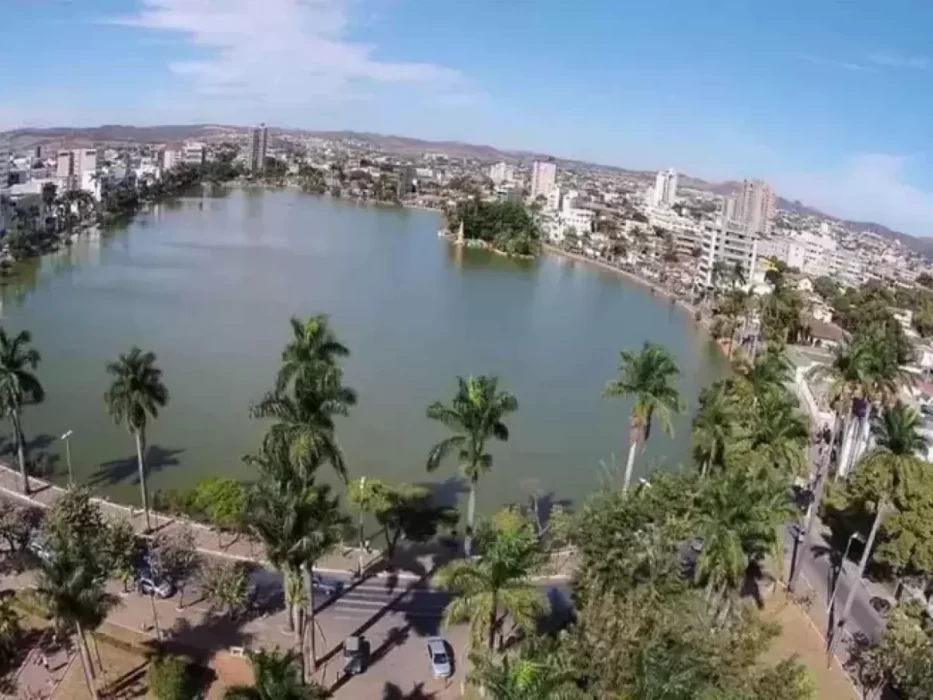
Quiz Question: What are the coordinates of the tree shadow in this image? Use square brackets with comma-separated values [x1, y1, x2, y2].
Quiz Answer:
[381, 682, 438, 699]
[162, 611, 256, 665]
[88, 446, 185, 487]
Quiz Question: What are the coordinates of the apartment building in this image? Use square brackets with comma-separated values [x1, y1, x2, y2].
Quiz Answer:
[181, 142, 206, 167]
[249, 123, 269, 174]
[651, 169, 678, 207]
[530, 160, 556, 200]
[488, 161, 515, 185]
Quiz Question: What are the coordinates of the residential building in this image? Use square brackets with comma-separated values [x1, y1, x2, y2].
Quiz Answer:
[734, 179, 775, 234]
[530, 160, 556, 200]
[397, 165, 417, 198]
[559, 206, 594, 236]
[488, 162, 515, 185]
[890, 307, 914, 332]
[181, 142, 206, 167]
[0, 141, 10, 189]
[648, 206, 702, 258]
[56, 148, 98, 193]
[651, 168, 678, 207]
[249, 123, 269, 174]
[758, 236, 806, 270]
[545, 186, 562, 212]
[697, 205, 759, 287]
[162, 149, 180, 172]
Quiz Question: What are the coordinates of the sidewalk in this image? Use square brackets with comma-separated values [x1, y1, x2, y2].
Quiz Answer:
[0, 463, 434, 577]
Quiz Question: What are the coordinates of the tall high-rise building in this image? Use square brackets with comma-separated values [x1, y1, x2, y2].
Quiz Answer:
[0, 141, 11, 189]
[489, 162, 515, 185]
[56, 148, 97, 191]
[733, 179, 775, 234]
[530, 160, 557, 200]
[249, 123, 269, 174]
[651, 168, 678, 207]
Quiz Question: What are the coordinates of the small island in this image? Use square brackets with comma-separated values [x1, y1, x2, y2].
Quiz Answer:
[442, 199, 541, 257]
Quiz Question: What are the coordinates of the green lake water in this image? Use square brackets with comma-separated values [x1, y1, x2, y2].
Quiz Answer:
[0, 188, 728, 511]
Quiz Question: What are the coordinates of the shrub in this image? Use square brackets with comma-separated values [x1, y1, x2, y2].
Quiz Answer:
[147, 654, 192, 700]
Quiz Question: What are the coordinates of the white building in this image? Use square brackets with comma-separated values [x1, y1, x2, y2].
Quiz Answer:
[249, 124, 269, 174]
[181, 142, 206, 167]
[545, 186, 562, 212]
[488, 162, 515, 185]
[651, 168, 678, 207]
[0, 141, 10, 190]
[162, 149, 181, 172]
[56, 148, 98, 195]
[734, 179, 775, 235]
[758, 236, 806, 270]
[530, 160, 556, 200]
[696, 203, 759, 287]
[649, 206, 702, 258]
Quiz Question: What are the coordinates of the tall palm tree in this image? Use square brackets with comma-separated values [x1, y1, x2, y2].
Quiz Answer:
[829, 402, 930, 658]
[732, 347, 793, 410]
[0, 328, 44, 495]
[275, 315, 353, 396]
[435, 514, 544, 652]
[603, 342, 684, 494]
[246, 446, 346, 678]
[36, 549, 118, 700]
[426, 375, 518, 557]
[103, 347, 170, 533]
[224, 649, 327, 700]
[691, 381, 737, 477]
[741, 392, 810, 478]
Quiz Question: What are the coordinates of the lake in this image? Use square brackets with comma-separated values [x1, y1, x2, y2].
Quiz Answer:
[0, 188, 727, 511]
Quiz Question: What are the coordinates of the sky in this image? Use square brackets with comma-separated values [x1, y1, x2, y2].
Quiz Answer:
[4, 0, 933, 235]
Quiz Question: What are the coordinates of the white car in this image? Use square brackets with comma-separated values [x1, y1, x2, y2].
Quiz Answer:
[426, 637, 451, 679]
[137, 576, 174, 599]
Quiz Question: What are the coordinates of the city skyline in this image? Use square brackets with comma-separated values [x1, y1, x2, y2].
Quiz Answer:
[4, 1, 933, 234]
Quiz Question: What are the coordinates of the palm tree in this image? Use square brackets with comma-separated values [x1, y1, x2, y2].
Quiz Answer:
[245, 445, 346, 678]
[829, 402, 930, 658]
[274, 315, 353, 396]
[435, 514, 544, 652]
[0, 597, 21, 672]
[691, 381, 737, 476]
[603, 342, 684, 494]
[426, 375, 518, 557]
[224, 649, 327, 700]
[103, 347, 170, 533]
[468, 652, 583, 700]
[732, 347, 793, 410]
[36, 549, 118, 700]
[0, 328, 44, 494]
[741, 392, 810, 478]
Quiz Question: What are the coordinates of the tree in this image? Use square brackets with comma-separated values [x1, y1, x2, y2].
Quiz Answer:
[37, 548, 118, 699]
[199, 560, 251, 619]
[426, 375, 519, 557]
[812, 276, 838, 301]
[346, 476, 390, 575]
[246, 448, 346, 677]
[829, 402, 931, 659]
[468, 649, 583, 700]
[149, 529, 201, 624]
[223, 649, 328, 700]
[148, 654, 192, 700]
[603, 342, 684, 494]
[436, 509, 545, 652]
[104, 519, 140, 593]
[0, 598, 21, 676]
[104, 346, 170, 532]
[0, 499, 43, 558]
[740, 391, 810, 478]
[194, 477, 247, 548]
[374, 483, 459, 560]
[0, 328, 44, 494]
[692, 381, 738, 476]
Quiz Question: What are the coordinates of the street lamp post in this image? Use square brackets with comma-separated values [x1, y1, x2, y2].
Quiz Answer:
[827, 531, 864, 613]
[60, 430, 74, 486]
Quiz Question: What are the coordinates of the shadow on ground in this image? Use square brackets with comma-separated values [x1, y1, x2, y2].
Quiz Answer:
[88, 446, 185, 487]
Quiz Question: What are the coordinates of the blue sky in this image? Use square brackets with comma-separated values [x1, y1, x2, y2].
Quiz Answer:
[4, 0, 933, 235]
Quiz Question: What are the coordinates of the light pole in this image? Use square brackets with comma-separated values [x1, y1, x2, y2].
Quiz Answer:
[60, 430, 74, 486]
[827, 531, 864, 613]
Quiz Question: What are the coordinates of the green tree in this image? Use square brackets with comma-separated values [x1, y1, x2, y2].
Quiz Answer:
[37, 548, 118, 700]
[692, 381, 738, 476]
[148, 654, 192, 700]
[812, 276, 838, 301]
[346, 476, 390, 575]
[104, 346, 170, 532]
[199, 560, 251, 619]
[603, 342, 685, 494]
[0, 328, 44, 494]
[468, 649, 583, 700]
[224, 649, 329, 700]
[0, 598, 21, 676]
[436, 509, 545, 651]
[426, 375, 519, 557]
[194, 477, 247, 548]
[829, 402, 931, 658]
[104, 519, 140, 593]
[740, 391, 810, 478]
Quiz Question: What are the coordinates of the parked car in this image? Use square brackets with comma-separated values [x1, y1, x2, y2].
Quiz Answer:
[426, 637, 452, 679]
[26, 537, 51, 562]
[137, 575, 174, 599]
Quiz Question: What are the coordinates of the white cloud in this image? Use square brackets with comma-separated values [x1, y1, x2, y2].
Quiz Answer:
[111, 0, 466, 105]
[866, 51, 928, 69]
[775, 154, 933, 235]
[798, 54, 875, 73]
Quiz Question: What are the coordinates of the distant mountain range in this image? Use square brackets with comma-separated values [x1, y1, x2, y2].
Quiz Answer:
[5, 124, 931, 256]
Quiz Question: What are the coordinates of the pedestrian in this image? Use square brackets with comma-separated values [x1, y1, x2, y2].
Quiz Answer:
[38, 651, 49, 670]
